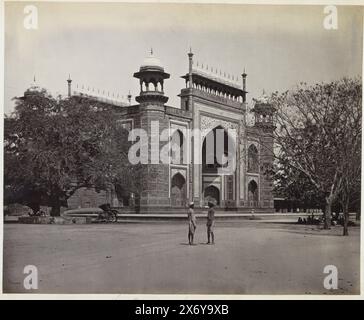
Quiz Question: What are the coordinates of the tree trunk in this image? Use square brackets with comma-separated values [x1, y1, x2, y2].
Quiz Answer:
[343, 201, 349, 236]
[324, 197, 332, 229]
[27, 202, 40, 215]
[50, 197, 61, 217]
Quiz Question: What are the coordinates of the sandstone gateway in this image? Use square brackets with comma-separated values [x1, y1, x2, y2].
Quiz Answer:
[26, 50, 275, 213]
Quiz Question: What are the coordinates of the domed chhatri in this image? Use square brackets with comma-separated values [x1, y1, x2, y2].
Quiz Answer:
[133, 49, 170, 105]
[252, 90, 275, 127]
[24, 76, 42, 97]
[140, 49, 164, 71]
[255, 91, 270, 104]
[28, 76, 40, 91]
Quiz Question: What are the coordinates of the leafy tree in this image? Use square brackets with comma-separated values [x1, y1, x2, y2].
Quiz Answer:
[334, 80, 361, 235]
[270, 78, 361, 230]
[4, 90, 134, 216]
[273, 161, 325, 211]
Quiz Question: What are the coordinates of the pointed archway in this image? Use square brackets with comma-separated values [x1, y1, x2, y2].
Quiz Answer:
[248, 180, 258, 206]
[204, 185, 220, 206]
[171, 172, 187, 207]
[202, 125, 234, 173]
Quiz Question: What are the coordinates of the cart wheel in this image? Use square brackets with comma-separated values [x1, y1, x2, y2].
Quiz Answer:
[110, 211, 118, 223]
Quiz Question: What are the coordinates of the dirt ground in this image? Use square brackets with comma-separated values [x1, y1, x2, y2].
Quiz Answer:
[2, 220, 360, 295]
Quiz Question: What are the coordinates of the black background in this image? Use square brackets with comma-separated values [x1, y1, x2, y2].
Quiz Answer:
[0, 300, 362, 319]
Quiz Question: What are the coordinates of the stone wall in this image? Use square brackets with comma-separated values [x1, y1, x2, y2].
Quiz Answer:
[139, 105, 170, 208]
[67, 187, 108, 209]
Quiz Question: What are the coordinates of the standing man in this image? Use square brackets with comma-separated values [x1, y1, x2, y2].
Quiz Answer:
[188, 202, 197, 245]
[206, 201, 215, 244]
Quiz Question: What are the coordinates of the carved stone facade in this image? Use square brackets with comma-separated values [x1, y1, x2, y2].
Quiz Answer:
[200, 115, 238, 137]
[68, 51, 275, 212]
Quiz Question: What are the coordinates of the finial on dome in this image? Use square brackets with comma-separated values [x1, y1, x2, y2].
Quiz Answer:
[30, 75, 39, 89]
[30, 75, 38, 88]
[254, 89, 269, 104]
[25, 75, 41, 96]
[139, 49, 164, 70]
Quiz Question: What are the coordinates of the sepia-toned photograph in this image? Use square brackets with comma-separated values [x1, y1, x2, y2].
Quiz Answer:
[1, 1, 362, 296]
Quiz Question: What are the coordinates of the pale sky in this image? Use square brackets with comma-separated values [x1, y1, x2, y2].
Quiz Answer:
[4, 2, 363, 114]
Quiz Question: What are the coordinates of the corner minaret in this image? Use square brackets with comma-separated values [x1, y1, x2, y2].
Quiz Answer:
[133, 49, 170, 105]
[242, 69, 247, 103]
[67, 74, 72, 97]
[188, 48, 194, 110]
[251, 90, 275, 210]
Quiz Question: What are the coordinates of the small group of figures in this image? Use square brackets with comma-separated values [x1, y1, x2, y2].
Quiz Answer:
[330, 213, 356, 227]
[28, 209, 48, 217]
[97, 203, 118, 223]
[297, 212, 355, 227]
[187, 201, 215, 246]
[297, 216, 321, 225]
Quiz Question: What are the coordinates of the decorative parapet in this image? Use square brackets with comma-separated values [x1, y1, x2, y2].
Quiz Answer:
[180, 88, 244, 111]
[72, 85, 131, 107]
[191, 64, 242, 89]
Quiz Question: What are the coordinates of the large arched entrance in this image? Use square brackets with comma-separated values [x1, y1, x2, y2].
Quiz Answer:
[248, 180, 259, 206]
[202, 126, 234, 173]
[204, 185, 220, 206]
[171, 173, 187, 207]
